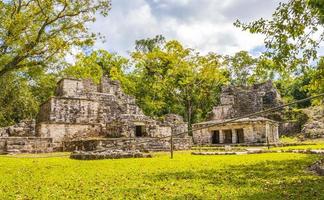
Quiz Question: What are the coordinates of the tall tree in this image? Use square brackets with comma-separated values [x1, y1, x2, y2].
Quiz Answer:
[234, 0, 323, 71]
[0, 0, 111, 78]
[130, 37, 228, 131]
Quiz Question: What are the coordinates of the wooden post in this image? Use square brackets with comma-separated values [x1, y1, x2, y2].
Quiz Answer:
[170, 132, 174, 159]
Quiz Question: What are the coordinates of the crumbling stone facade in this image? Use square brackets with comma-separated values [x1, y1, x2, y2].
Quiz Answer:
[193, 117, 279, 144]
[207, 81, 282, 120]
[0, 77, 191, 153]
[0, 120, 36, 137]
[193, 81, 280, 145]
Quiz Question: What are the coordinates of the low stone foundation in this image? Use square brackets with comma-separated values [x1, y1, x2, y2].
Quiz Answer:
[64, 137, 192, 152]
[0, 137, 53, 154]
[70, 150, 151, 160]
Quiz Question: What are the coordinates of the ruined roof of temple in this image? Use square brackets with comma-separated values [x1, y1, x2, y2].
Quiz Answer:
[37, 76, 150, 124]
[193, 117, 279, 126]
[207, 81, 283, 121]
[51, 76, 141, 104]
[221, 80, 279, 93]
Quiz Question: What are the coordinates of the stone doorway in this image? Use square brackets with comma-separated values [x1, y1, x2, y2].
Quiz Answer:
[135, 125, 145, 137]
[212, 130, 220, 144]
[236, 129, 244, 143]
[224, 130, 232, 143]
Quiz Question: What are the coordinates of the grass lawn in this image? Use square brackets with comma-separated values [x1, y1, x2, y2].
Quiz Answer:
[270, 143, 324, 150]
[0, 152, 323, 200]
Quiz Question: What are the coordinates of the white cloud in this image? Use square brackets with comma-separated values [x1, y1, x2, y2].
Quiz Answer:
[90, 0, 288, 56]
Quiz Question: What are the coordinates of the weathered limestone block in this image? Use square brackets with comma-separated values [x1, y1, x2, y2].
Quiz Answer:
[0, 120, 36, 137]
[0, 137, 53, 154]
[36, 122, 102, 143]
[209, 81, 282, 121]
[161, 114, 188, 137]
[56, 78, 85, 97]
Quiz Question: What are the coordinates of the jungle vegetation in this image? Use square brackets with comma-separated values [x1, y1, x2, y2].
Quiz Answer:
[0, 0, 323, 129]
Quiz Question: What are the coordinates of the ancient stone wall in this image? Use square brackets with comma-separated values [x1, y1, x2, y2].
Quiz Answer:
[63, 137, 192, 152]
[208, 81, 282, 121]
[161, 114, 188, 137]
[192, 118, 279, 144]
[0, 137, 53, 154]
[36, 122, 102, 149]
[0, 77, 190, 153]
[37, 98, 101, 124]
[0, 120, 36, 137]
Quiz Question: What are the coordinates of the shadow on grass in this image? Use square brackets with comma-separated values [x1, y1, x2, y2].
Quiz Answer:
[146, 156, 324, 200]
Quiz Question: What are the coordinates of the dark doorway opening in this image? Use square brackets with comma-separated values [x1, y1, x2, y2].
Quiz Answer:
[212, 130, 220, 144]
[224, 130, 232, 143]
[135, 126, 145, 137]
[236, 129, 244, 143]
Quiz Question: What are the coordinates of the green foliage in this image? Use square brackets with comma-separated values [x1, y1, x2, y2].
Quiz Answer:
[306, 57, 324, 104]
[130, 37, 228, 128]
[234, 0, 323, 71]
[0, 73, 39, 126]
[279, 136, 301, 144]
[135, 35, 166, 53]
[283, 108, 309, 126]
[275, 57, 323, 106]
[275, 74, 311, 108]
[63, 49, 129, 86]
[0, 0, 111, 77]
[0, 152, 323, 199]
[0, 68, 57, 127]
[223, 51, 281, 87]
[29, 71, 58, 104]
[224, 51, 257, 86]
[309, 0, 324, 23]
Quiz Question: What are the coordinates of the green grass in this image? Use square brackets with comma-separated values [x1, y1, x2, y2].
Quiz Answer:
[270, 143, 324, 150]
[0, 152, 323, 200]
[279, 136, 301, 143]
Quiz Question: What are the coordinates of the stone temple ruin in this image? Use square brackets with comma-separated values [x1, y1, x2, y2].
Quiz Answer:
[193, 81, 280, 145]
[0, 78, 285, 154]
[0, 77, 191, 154]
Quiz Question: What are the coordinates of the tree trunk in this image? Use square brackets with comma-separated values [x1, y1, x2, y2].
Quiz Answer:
[187, 99, 193, 136]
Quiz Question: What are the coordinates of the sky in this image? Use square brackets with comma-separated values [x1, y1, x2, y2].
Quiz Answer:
[89, 0, 287, 57]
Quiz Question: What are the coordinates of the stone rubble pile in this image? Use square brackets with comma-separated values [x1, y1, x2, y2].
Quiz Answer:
[309, 159, 324, 176]
[302, 106, 324, 138]
[70, 149, 152, 160]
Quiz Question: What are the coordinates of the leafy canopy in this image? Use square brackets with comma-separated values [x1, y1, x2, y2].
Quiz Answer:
[130, 36, 228, 128]
[234, 0, 323, 71]
[0, 0, 111, 77]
